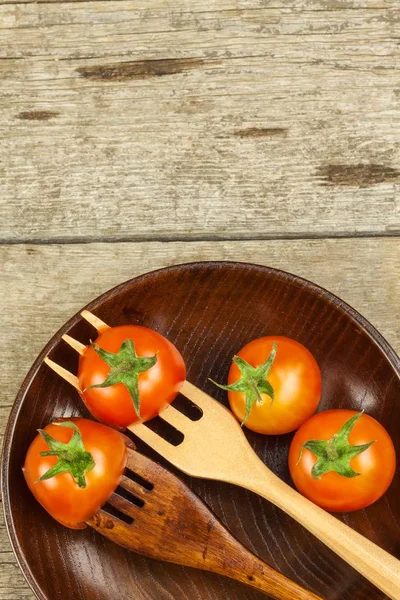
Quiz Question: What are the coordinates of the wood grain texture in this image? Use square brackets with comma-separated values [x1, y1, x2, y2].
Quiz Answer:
[2, 261, 399, 600]
[0, 503, 34, 600]
[1, 1, 399, 242]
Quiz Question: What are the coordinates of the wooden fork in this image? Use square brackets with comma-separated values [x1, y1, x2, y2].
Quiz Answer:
[45, 310, 400, 600]
[86, 441, 323, 600]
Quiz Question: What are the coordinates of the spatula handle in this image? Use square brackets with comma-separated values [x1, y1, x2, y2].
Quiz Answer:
[208, 538, 323, 600]
[193, 514, 324, 600]
[236, 457, 400, 600]
[90, 505, 323, 600]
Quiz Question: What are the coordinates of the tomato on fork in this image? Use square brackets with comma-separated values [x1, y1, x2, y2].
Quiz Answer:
[78, 325, 186, 427]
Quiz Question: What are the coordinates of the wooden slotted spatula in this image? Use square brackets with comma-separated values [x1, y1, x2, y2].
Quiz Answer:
[46, 310, 400, 600]
[87, 441, 323, 600]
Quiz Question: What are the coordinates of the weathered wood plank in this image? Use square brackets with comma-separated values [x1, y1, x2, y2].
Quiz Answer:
[0, 2, 399, 242]
[1, 4, 398, 55]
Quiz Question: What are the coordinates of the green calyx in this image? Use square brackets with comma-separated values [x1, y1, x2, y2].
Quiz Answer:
[211, 342, 277, 425]
[85, 338, 157, 419]
[298, 412, 376, 480]
[36, 421, 95, 489]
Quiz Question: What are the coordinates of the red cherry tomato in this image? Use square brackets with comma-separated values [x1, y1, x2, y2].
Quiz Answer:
[23, 418, 127, 529]
[289, 410, 396, 512]
[78, 325, 186, 428]
[224, 336, 321, 435]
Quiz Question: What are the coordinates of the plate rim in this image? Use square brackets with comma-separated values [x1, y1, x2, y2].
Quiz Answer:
[2, 259, 400, 600]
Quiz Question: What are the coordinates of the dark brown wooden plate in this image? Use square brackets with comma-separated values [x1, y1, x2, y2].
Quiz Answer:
[2, 262, 399, 600]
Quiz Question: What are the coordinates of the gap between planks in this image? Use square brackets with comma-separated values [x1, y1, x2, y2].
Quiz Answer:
[0, 231, 399, 246]
[0, 0, 392, 7]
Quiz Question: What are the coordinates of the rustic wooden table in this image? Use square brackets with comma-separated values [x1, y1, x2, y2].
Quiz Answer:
[1, 1, 399, 598]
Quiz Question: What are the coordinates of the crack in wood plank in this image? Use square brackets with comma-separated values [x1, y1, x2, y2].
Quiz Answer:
[316, 164, 400, 187]
[76, 58, 208, 81]
[234, 127, 288, 137]
[16, 110, 60, 121]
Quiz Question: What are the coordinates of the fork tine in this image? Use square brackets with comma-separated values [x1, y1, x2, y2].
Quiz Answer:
[80, 310, 110, 333]
[128, 423, 179, 461]
[160, 404, 191, 431]
[62, 334, 86, 355]
[44, 357, 81, 391]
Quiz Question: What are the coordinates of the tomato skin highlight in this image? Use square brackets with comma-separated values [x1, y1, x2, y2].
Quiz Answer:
[78, 325, 186, 428]
[289, 410, 396, 512]
[228, 336, 321, 435]
[23, 418, 127, 529]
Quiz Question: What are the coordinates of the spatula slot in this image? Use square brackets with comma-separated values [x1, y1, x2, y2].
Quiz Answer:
[144, 416, 184, 447]
[115, 485, 145, 508]
[171, 394, 203, 421]
[124, 469, 154, 492]
[102, 503, 133, 525]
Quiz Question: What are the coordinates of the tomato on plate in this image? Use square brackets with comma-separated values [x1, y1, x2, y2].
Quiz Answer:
[212, 336, 321, 435]
[78, 325, 186, 428]
[289, 410, 396, 512]
[23, 418, 127, 529]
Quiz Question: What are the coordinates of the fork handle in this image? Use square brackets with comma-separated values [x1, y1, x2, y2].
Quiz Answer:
[234, 457, 400, 600]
